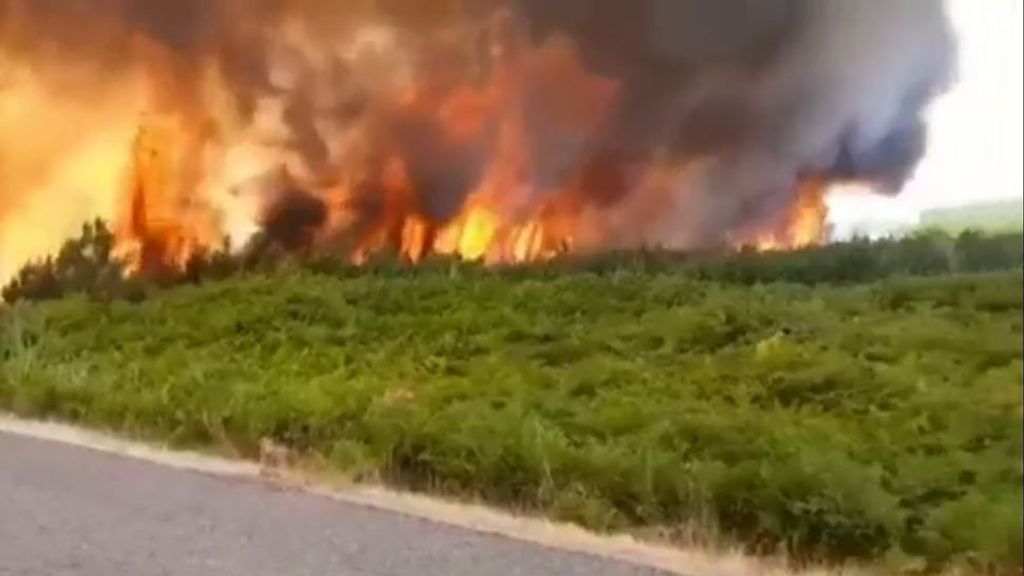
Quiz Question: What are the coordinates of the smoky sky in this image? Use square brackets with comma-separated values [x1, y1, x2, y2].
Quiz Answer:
[515, 0, 955, 178]
[514, 0, 956, 240]
[1, 0, 957, 247]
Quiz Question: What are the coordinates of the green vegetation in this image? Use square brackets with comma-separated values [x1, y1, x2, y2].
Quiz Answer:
[1, 230, 1021, 572]
[919, 200, 1024, 235]
[4, 219, 1022, 304]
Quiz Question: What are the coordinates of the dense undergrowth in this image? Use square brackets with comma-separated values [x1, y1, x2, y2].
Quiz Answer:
[1, 232, 1021, 573]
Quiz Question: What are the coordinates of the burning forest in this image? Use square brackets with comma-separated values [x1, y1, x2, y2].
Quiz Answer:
[0, 0, 956, 280]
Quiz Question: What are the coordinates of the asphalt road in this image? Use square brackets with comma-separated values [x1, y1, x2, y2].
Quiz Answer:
[0, 432, 666, 576]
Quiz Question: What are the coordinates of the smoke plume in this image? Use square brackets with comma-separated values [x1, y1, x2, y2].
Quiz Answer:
[515, 0, 955, 241]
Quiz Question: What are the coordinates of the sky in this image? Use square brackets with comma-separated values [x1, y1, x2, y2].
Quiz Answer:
[828, 0, 1024, 232]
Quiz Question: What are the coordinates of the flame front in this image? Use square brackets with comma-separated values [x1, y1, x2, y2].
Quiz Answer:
[0, 7, 834, 281]
[753, 179, 830, 252]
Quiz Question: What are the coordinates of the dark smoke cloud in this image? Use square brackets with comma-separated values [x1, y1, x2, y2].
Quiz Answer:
[1, 0, 957, 248]
[512, 0, 956, 240]
[232, 168, 327, 251]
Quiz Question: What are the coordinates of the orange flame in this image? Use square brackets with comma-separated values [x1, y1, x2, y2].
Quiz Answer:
[114, 118, 222, 276]
[329, 36, 619, 267]
[754, 178, 829, 251]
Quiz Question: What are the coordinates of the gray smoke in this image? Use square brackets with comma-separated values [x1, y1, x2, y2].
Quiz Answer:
[513, 0, 956, 241]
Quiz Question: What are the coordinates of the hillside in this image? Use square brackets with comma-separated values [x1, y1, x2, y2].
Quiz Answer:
[1, 242, 1021, 573]
[920, 200, 1024, 234]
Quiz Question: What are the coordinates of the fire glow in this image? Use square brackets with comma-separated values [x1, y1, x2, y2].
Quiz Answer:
[0, 1, 954, 279]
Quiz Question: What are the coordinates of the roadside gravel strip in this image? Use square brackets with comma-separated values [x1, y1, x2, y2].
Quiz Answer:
[0, 416, 752, 576]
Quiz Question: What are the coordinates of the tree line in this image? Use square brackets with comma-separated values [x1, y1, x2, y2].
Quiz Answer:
[3, 219, 1021, 304]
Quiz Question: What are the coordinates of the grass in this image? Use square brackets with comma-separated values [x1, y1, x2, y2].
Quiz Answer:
[1, 264, 1021, 573]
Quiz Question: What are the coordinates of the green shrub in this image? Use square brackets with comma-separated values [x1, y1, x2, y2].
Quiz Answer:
[1, 267, 1020, 573]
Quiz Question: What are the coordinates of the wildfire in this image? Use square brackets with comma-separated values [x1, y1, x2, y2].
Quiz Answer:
[115, 119, 223, 276]
[1, 8, 837, 283]
[753, 179, 830, 251]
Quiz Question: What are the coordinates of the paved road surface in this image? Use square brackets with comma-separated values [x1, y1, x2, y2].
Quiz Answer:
[0, 432, 666, 576]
